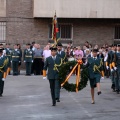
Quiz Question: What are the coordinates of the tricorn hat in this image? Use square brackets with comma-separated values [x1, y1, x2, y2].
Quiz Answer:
[57, 42, 62, 47]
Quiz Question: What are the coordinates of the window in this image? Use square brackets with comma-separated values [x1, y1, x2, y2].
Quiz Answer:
[49, 24, 73, 40]
[0, 22, 6, 42]
[114, 25, 120, 39]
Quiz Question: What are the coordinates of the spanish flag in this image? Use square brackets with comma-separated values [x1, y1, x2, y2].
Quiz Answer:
[52, 12, 60, 45]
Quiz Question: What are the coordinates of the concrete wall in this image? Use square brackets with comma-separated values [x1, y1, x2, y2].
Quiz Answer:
[0, 0, 6, 17]
[33, 0, 120, 18]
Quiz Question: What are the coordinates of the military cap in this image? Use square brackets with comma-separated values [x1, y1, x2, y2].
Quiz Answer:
[92, 49, 98, 53]
[0, 48, 4, 52]
[57, 42, 62, 46]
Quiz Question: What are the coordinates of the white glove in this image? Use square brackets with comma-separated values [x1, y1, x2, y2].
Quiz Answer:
[24, 60, 26, 62]
[106, 66, 109, 69]
[19, 61, 21, 63]
[2, 78, 5, 81]
[32, 60, 33, 63]
[111, 69, 114, 72]
[101, 77, 104, 80]
[43, 77, 47, 80]
[114, 67, 117, 71]
[11, 61, 12, 63]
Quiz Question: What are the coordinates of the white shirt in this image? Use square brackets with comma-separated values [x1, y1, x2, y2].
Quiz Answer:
[43, 50, 51, 59]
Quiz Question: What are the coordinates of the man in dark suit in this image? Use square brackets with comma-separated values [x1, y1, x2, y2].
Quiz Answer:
[43, 47, 62, 106]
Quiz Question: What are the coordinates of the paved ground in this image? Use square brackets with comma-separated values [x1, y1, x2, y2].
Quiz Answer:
[0, 71, 120, 120]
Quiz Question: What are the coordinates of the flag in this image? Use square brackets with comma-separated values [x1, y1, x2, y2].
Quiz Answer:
[52, 12, 60, 45]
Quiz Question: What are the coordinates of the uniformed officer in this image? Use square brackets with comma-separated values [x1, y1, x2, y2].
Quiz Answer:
[57, 42, 67, 63]
[5, 43, 12, 75]
[17, 44, 22, 75]
[85, 49, 104, 104]
[43, 47, 62, 106]
[106, 45, 116, 91]
[11, 44, 21, 76]
[0, 48, 8, 96]
[24, 44, 33, 76]
[112, 44, 120, 94]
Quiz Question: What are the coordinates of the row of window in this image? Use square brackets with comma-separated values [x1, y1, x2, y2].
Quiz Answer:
[0, 22, 120, 41]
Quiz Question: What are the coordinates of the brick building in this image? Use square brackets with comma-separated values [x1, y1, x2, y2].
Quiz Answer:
[0, 0, 120, 46]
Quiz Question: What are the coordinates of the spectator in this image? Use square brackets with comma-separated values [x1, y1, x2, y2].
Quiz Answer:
[74, 46, 84, 60]
[34, 44, 43, 75]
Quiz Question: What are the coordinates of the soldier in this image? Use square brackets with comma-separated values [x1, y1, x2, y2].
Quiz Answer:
[43, 47, 62, 106]
[0, 48, 8, 97]
[57, 42, 67, 63]
[112, 44, 120, 94]
[106, 45, 116, 91]
[5, 43, 12, 75]
[84, 49, 104, 104]
[24, 44, 33, 76]
[11, 44, 21, 76]
[17, 44, 22, 75]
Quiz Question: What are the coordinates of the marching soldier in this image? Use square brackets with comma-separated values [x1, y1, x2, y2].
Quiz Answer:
[43, 47, 62, 106]
[112, 44, 120, 94]
[5, 44, 12, 75]
[0, 48, 8, 96]
[106, 45, 116, 91]
[84, 49, 104, 104]
[11, 44, 21, 76]
[24, 44, 34, 76]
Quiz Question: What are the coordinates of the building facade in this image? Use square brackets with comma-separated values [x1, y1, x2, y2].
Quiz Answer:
[0, 0, 120, 46]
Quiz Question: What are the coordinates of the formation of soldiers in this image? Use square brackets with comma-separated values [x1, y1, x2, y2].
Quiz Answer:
[106, 44, 120, 94]
[0, 43, 35, 76]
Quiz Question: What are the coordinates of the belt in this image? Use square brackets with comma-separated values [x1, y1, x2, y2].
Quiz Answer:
[12, 56, 19, 58]
[25, 56, 32, 57]
[6, 55, 11, 56]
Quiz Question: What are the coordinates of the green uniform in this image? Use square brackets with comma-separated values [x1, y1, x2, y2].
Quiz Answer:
[57, 51, 67, 63]
[0, 55, 8, 96]
[19, 49, 22, 65]
[5, 48, 12, 68]
[11, 49, 21, 75]
[113, 52, 120, 93]
[106, 50, 115, 90]
[87, 57, 103, 88]
[24, 49, 33, 75]
[43, 56, 62, 105]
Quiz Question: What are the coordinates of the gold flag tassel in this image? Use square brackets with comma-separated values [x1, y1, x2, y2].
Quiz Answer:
[61, 60, 83, 92]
